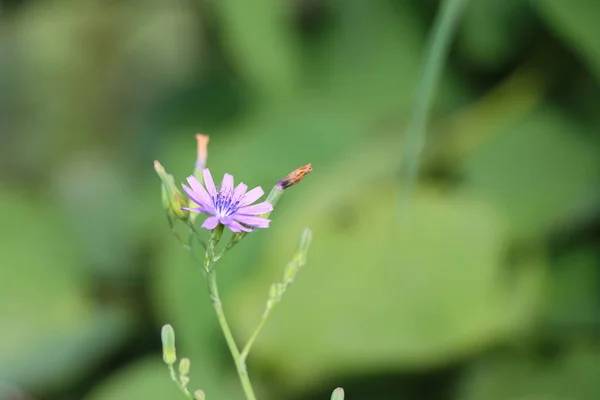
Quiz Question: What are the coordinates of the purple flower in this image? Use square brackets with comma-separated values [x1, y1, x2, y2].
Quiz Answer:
[181, 169, 273, 232]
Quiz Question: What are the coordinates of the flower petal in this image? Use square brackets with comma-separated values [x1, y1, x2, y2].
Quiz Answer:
[183, 177, 213, 209]
[241, 186, 264, 206]
[222, 217, 253, 232]
[221, 173, 234, 194]
[237, 201, 273, 216]
[234, 182, 248, 198]
[203, 169, 217, 197]
[233, 214, 270, 228]
[201, 215, 220, 230]
[187, 175, 205, 195]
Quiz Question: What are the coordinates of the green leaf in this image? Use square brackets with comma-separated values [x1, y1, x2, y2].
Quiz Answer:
[306, 0, 465, 116]
[534, 0, 600, 81]
[83, 357, 239, 400]
[0, 193, 134, 392]
[212, 0, 301, 99]
[542, 247, 600, 330]
[457, 0, 533, 69]
[459, 348, 600, 400]
[227, 160, 544, 389]
[463, 107, 600, 238]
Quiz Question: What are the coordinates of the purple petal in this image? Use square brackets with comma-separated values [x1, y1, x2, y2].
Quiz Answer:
[222, 217, 253, 232]
[201, 216, 220, 230]
[221, 173, 234, 194]
[237, 201, 273, 216]
[233, 214, 270, 228]
[183, 177, 213, 209]
[241, 186, 264, 206]
[187, 176, 205, 196]
[203, 169, 217, 197]
[234, 182, 248, 198]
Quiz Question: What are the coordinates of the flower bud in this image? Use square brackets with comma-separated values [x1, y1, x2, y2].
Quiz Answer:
[277, 163, 312, 190]
[161, 324, 177, 365]
[194, 134, 210, 180]
[179, 358, 191, 376]
[263, 163, 313, 216]
[180, 376, 190, 387]
[268, 283, 278, 299]
[193, 389, 206, 400]
[331, 387, 345, 400]
[154, 161, 189, 221]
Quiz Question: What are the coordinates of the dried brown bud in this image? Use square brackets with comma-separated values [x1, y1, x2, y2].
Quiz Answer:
[278, 163, 312, 190]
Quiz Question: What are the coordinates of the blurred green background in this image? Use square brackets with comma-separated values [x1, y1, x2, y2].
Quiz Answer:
[1, 0, 600, 399]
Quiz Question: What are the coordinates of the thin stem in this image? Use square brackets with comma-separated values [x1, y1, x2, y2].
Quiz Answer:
[168, 364, 193, 400]
[241, 308, 272, 362]
[399, 0, 469, 206]
[188, 221, 207, 251]
[204, 225, 257, 400]
[206, 271, 257, 400]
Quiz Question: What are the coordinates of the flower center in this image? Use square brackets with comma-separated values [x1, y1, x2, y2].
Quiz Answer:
[212, 187, 245, 217]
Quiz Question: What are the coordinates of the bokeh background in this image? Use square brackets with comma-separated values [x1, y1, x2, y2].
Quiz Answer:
[2, 0, 600, 399]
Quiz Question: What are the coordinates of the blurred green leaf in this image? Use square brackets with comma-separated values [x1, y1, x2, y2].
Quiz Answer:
[6, 308, 136, 394]
[51, 154, 138, 277]
[306, 0, 465, 116]
[11, 0, 202, 173]
[213, 0, 301, 99]
[0, 191, 87, 359]
[542, 247, 600, 329]
[0, 192, 134, 392]
[226, 155, 544, 389]
[534, 0, 600, 81]
[463, 107, 600, 238]
[459, 347, 600, 400]
[458, 0, 533, 69]
[83, 356, 240, 400]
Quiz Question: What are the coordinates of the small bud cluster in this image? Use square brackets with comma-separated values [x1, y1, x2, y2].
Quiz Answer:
[161, 324, 202, 399]
[266, 228, 312, 311]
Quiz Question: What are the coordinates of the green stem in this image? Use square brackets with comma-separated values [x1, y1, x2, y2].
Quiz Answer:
[206, 271, 257, 400]
[240, 308, 272, 362]
[188, 221, 207, 251]
[399, 0, 469, 205]
[204, 225, 257, 400]
[168, 364, 193, 400]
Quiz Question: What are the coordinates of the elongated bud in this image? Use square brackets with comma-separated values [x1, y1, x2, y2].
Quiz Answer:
[263, 163, 313, 216]
[277, 163, 312, 190]
[154, 161, 189, 221]
[194, 134, 210, 178]
[161, 324, 177, 365]
[190, 134, 210, 223]
[194, 389, 206, 400]
[331, 387, 345, 400]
